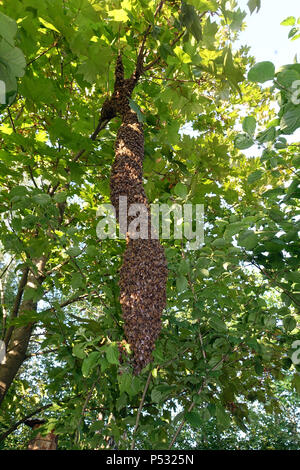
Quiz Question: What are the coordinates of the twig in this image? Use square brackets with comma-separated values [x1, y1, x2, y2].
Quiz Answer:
[0, 392, 85, 443]
[45, 257, 71, 276]
[7, 108, 17, 133]
[198, 331, 207, 363]
[75, 379, 98, 445]
[168, 381, 206, 449]
[0, 403, 52, 442]
[27, 165, 39, 189]
[26, 40, 60, 67]
[168, 355, 228, 449]
[39, 291, 94, 317]
[144, 8, 208, 72]
[143, 31, 185, 71]
[250, 258, 300, 308]
[145, 75, 206, 85]
[160, 347, 190, 368]
[0, 258, 14, 280]
[25, 348, 59, 359]
[131, 370, 152, 450]
[181, 246, 207, 363]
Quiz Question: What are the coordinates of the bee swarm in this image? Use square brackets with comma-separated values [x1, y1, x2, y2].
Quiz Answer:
[109, 55, 168, 373]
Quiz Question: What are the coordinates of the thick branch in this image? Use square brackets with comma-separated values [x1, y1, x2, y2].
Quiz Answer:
[4, 268, 29, 348]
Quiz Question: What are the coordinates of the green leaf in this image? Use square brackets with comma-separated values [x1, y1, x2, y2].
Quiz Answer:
[292, 374, 300, 394]
[223, 47, 244, 87]
[185, 411, 202, 428]
[54, 191, 68, 203]
[67, 246, 81, 257]
[0, 62, 17, 106]
[247, 170, 263, 184]
[212, 238, 226, 248]
[197, 268, 209, 278]
[23, 286, 44, 302]
[257, 126, 276, 144]
[238, 230, 258, 250]
[242, 116, 256, 135]
[151, 388, 162, 403]
[32, 193, 52, 206]
[9, 186, 28, 198]
[254, 358, 263, 375]
[181, 2, 203, 41]
[0, 11, 17, 45]
[0, 40, 26, 77]
[71, 272, 85, 289]
[38, 17, 60, 32]
[203, 17, 218, 48]
[129, 99, 144, 123]
[215, 405, 231, 428]
[174, 182, 188, 198]
[108, 9, 129, 22]
[262, 188, 285, 199]
[72, 343, 86, 359]
[264, 316, 276, 329]
[176, 275, 188, 292]
[118, 373, 132, 395]
[286, 272, 300, 283]
[277, 69, 300, 89]
[280, 104, 300, 134]
[275, 137, 288, 150]
[247, 0, 261, 14]
[82, 351, 100, 377]
[283, 316, 296, 332]
[116, 393, 127, 411]
[186, 0, 218, 13]
[234, 134, 254, 149]
[210, 316, 227, 332]
[90, 421, 104, 431]
[106, 343, 119, 365]
[248, 61, 275, 83]
[281, 17, 296, 26]
[86, 245, 98, 257]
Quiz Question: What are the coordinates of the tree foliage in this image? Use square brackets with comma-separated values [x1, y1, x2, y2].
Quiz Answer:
[0, 0, 299, 450]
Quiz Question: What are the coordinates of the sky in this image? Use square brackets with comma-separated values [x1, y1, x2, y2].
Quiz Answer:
[236, 0, 300, 145]
[183, 0, 299, 139]
[236, 0, 299, 68]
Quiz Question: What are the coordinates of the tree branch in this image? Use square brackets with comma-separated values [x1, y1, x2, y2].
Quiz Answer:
[131, 369, 152, 450]
[0, 258, 14, 280]
[143, 30, 185, 71]
[26, 40, 60, 67]
[168, 354, 229, 449]
[4, 267, 29, 348]
[0, 403, 52, 443]
[75, 378, 98, 445]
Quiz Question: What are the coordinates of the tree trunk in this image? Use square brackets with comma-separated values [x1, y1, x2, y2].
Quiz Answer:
[0, 258, 46, 406]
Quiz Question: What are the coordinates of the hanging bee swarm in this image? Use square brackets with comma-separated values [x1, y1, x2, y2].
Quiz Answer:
[109, 55, 168, 374]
